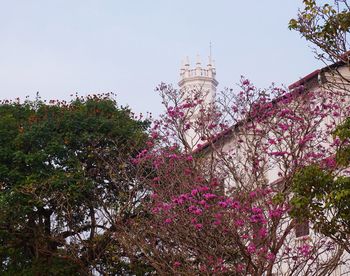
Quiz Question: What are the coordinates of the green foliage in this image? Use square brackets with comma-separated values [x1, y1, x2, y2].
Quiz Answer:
[289, 0, 350, 61]
[290, 1, 350, 251]
[292, 165, 350, 246]
[0, 95, 151, 274]
[291, 118, 350, 251]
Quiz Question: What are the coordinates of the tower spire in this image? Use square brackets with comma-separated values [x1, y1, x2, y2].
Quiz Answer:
[209, 41, 212, 60]
[208, 42, 213, 67]
[196, 54, 201, 66]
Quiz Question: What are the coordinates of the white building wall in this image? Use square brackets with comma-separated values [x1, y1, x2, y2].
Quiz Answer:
[190, 64, 350, 275]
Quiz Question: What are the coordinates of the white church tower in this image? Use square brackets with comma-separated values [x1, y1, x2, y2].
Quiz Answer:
[178, 54, 219, 150]
[178, 54, 218, 104]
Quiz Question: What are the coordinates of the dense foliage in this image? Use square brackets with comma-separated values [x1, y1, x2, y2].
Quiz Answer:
[0, 95, 150, 275]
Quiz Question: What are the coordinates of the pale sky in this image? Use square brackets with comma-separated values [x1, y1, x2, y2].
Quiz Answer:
[0, 1, 321, 116]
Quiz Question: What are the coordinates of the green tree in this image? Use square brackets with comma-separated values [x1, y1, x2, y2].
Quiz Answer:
[289, 0, 350, 63]
[290, 0, 350, 255]
[291, 119, 350, 254]
[0, 95, 151, 275]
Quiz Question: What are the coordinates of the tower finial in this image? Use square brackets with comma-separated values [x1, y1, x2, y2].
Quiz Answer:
[208, 42, 213, 66]
[196, 54, 201, 66]
[185, 56, 190, 66]
[209, 41, 212, 59]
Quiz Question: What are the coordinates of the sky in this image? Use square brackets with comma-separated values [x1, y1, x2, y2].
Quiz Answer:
[0, 1, 322, 117]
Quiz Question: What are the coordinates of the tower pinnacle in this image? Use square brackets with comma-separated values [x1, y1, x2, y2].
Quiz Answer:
[178, 54, 219, 149]
[179, 55, 218, 96]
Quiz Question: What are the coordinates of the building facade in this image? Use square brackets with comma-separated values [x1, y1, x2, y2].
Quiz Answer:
[178, 56, 350, 275]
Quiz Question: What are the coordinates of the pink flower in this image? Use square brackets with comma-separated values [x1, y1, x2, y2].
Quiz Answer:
[232, 201, 240, 209]
[242, 79, 250, 85]
[252, 207, 262, 214]
[247, 243, 256, 254]
[333, 137, 341, 146]
[191, 189, 199, 196]
[250, 213, 266, 224]
[323, 157, 336, 169]
[179, 194, 189, 201]
[203, 193, 217, 200]
[298, 244, 312, 257]
[198, 186, 210, 192]
[172, 197, 184, 205]
[208, 123, 217, 129]
[196, 143, 203, 149]
[249, 191, 257, 198]
[279, 108, 292, 116]
[210, 178, 220, 187]
[195, 223, 203, 230]
[269, 208, 283, 218]
[146, 141, 153, 147]
[164, 218, 172, 224]
[161, 203, 172, 211]
[182, 102, 194, 108]
[266, 252, 275, 261]
[151, 132, 158, 139]
[218, 201, 228, 208]
[259, 227, 267, 238]
[236, 264, 244, 272]
[173, 261, 181, 268]
[169, 153, 178, 159]
[198, 200, 206, 205]
[188, 205, 203, 215]
[184, 168, 192, 175]
[270, 151, 288, 157]
[278, 123, 289, 131]
[298, 134, 313, 146]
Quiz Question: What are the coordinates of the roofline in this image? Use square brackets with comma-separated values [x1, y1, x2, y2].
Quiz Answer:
[288, 51, 350, 90]
[192, 126, 234, 154]
[288, 69, 320, 90]
[193, 53, 350, 155]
